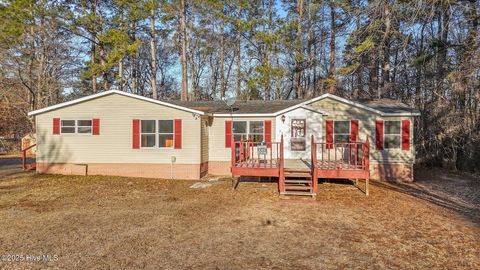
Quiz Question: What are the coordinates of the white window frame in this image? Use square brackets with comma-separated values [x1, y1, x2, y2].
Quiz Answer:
[60, 119, 92, 135]
[232, 120, 264, 142]
[140, 119, 175, 149]
[158, 120, 174, 149]
[333, 120, 350, 143]
[384, 120, 401, 149]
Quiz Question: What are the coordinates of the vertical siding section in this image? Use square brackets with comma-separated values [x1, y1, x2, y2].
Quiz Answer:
[36, 93, 202, 164]
[200, 117, 209, 163]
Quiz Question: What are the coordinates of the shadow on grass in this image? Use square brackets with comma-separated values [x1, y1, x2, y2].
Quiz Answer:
[372, 168, 480, 224]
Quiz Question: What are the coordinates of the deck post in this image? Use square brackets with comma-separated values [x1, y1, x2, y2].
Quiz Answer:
[231, 139, 236, 174]
[310, 135, 318, 194]
[22, 148, 26, 170]
[279, 135, 284, 193]
[366, 177, 369, 196]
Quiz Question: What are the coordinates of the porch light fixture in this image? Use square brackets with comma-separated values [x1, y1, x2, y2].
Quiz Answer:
[281, 115, 286, 123]
[192, 113, 200, 119]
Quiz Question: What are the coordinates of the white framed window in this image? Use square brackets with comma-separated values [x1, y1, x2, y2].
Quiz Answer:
[249, 121, 264, 142]
[334, 121, 350, 143]
[140, 120, 174, 148]
[384, 121, 401, 149]
[233, 121, 264, 142]
[61, 120, 92, 134]
[141, 120, 156, 147]
[158, 120, 174, 148]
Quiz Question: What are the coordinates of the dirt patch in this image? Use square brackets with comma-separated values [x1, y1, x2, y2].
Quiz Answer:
[0, 169, 478, 269]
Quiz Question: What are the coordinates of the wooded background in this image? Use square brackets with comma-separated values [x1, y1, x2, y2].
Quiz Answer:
[0, 0, 478, 172]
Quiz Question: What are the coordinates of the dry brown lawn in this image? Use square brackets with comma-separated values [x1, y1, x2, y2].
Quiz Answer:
[0, 165, 479, 269]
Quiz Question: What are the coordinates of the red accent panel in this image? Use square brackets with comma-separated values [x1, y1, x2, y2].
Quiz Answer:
[92, 119, 100, 135]
[264, 120, 272, 147]
[53, 118, 60, 135]
[225, 120, 232, 148]
[326, 120, 333, 149]
[402, 120, 410, 150]
[350, 120, 359, 142]
[174, 119, 182, 149]
[375, 120, 384, 150]
[132, 119, 140, 149]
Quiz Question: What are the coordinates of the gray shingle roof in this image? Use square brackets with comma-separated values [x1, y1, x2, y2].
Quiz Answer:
[168, 96, 419, 115]
[356, 99, 420, 114]
[168, 100, 304, 114]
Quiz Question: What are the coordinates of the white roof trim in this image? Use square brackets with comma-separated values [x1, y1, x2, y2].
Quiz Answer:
[212, 113, 277, 117]
[28, 90, 205, 116]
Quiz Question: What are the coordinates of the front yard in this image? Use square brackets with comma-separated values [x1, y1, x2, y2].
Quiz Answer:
[0, 164, 479, 269]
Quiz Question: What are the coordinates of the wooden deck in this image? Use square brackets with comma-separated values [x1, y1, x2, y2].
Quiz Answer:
[231, 135, 370, 196]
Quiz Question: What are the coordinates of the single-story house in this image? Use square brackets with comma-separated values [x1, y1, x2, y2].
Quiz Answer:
[28, 90, 419, 195]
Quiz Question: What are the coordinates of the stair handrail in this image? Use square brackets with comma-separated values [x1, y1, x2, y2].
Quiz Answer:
[310, 135, 318, 193]
[21, 143, 36, 170]
[279, 134, 284, 192]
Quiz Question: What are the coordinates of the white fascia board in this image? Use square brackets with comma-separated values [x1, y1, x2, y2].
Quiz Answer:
[27, 90, 205, 116]
[212, 113, 277, 117]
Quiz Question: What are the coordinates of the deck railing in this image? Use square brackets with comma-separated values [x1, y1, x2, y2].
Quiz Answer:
[231, 135, 284, 169]
[21, 143, 36, 171]
[312, 138, 370, 171]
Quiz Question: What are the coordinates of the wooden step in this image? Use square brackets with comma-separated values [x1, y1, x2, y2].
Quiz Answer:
[284, 179, 312, 184]
[284, 169, 311, 173]
[284, 185, 313, 191]
[284, 172, 311, 178]
[280, 191, 316, 197]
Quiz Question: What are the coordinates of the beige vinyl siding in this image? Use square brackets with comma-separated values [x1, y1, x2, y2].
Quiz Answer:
[208, 116, 276, 161]
[308, 97, 415, 164]
[200, 117, 209, 163]
[36, 93, 201, 164]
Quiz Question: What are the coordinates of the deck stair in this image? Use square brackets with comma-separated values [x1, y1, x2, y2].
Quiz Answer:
[280, 169, 315, 197]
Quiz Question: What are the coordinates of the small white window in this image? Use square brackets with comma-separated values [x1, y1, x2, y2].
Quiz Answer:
[61, 120, 92, 134]
[61, 120, 75, 133]
[232, 121, 264, 142]
[249, 121, 264, 142]
[158, 120, 174, 148]
[141, 120, 156, 147]
[384, 121, 401, 149]
[77, 120, 92, 134]
[233, 121, 247, 141]
[334, 121, 350, 143]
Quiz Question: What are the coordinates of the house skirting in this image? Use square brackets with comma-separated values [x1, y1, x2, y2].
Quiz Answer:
[36, 163, 202, 180]
[369, 163, 413, 182]
[207, 161, 231, 176]
[36, 161, 414, 182]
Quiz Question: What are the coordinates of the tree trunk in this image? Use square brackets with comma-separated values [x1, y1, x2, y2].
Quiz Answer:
[293, 0, 304, 99]
[220, 18, 225, 99]
[180, 0, 188, 101]
[236, 26, 241, 98]
[328, 1, 336, 94]
[91, 1, 97, 93]
[150, 6, 158, 99]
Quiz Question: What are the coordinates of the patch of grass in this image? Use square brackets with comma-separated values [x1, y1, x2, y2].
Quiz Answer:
[0, 170, 478, 269]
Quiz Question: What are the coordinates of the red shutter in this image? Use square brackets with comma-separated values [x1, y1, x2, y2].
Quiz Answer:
[264, 120, 272, 147]
[375, 120, 384, 150]
[326, 120, 333, 149]
[174, 119, 182, 149]
[92, 119, 100, 135]
[350, 120, 359, 142]
[225, 120, 232, 148]
[132, 119, 140, 149]
[402, 120, 410, 150]
[53, 118, 60, 135]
